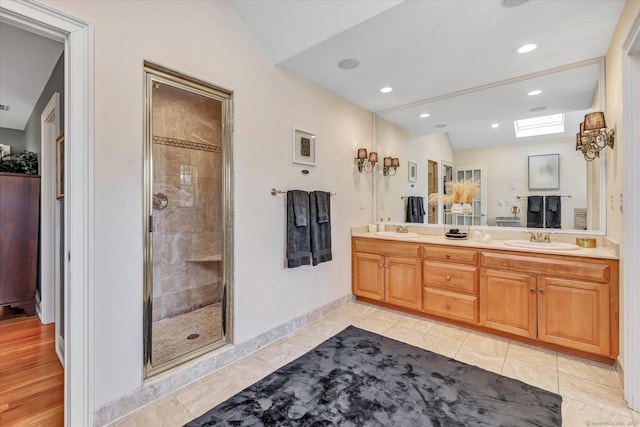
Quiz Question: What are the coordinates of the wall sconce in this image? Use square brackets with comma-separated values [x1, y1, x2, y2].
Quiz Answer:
[383, 157, 400, 176]
[356, 148, 378, 173]
[576, 111, 614, 161]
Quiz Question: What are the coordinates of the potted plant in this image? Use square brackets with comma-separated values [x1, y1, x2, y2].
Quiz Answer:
[428, 179, 479, 214]
[0, 151, 39, 175]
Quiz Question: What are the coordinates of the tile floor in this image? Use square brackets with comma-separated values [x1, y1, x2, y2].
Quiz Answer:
[109, 302, 640, 426]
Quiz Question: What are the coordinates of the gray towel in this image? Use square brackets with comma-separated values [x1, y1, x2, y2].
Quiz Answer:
[287, 190, 311, 268]
[316, 191, 329, 224]
[527, 196, 543, 228]
[291, 190, 308, 227]
[309, 191, 332, 266]
[545, 196, 561, 228]
[406, 196, 425, 223]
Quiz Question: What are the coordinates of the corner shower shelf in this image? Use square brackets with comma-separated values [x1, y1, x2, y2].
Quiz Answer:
[187, 254, 222, 263]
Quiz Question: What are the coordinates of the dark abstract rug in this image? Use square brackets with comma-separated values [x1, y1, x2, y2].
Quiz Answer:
[185, 326, 562, 426]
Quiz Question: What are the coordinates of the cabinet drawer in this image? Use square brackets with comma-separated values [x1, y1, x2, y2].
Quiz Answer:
[353, 238, 420, 258]
[424, 261, 477, 294]
[423, 287, 478, 323]
[480, 251, 611, 283]
[423, 245, 477, 265]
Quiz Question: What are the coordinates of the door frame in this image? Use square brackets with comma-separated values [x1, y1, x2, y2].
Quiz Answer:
[0, 1, 94, 425]
[622, 10, 640, 412]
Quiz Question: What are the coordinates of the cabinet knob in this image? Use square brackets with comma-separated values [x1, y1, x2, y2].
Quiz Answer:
[444, 303, 451, 309]
[445, 275, 451, 281]
[384, 264, 388, 268]
[379, 264, 384, 267]
[445, 254, 451, 259]
[539, 288, 545, 294]
[529, 287, 535, 292]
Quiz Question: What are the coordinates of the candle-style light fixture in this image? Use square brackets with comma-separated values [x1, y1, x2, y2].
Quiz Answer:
[356, 148, 378, 173]
[383, 156, 400, 176]
[576, 111, 614, 161]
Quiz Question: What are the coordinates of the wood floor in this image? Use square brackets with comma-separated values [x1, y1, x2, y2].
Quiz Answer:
[0, 316, 64, 426]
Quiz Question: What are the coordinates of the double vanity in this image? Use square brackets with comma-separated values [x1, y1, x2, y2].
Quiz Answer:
[351, 230, 619, 363]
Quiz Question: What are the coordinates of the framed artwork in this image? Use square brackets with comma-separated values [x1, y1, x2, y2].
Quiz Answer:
[408, 161, 417, 182]
[292, 128, 317, 166]
[56, 133, 64, 200]
[528, 153, 559, 190]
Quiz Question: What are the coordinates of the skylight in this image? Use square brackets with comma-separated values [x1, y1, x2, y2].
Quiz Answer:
[514, 113, 564, 138]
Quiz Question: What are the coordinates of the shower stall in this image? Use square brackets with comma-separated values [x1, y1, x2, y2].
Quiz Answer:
[143, 62, 233, 376]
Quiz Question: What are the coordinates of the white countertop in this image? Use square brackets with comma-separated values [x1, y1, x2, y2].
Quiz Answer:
[351, 232, 618, 260]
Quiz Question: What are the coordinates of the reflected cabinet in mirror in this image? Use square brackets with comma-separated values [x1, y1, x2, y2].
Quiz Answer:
[374, 58, 605, 232]
[143, 62, 234, 377]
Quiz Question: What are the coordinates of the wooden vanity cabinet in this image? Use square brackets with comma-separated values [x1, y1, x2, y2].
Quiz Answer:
[352, 238, 421, 310]
[480, 250, 616, 357]
[422, 245, 478, 324]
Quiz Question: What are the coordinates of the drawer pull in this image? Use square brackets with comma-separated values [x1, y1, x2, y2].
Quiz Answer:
[529, 287, 535, 292]
[445, 254, 451, 259]
[444, 303, 451, 309]
[445, 275, 451, 281]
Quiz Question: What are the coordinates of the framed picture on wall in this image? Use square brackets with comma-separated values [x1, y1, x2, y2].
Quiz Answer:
[292, 128, 317, 166]
[528, 153, 559, 190]
[408, 161, 417, 182]
[56, 133, 64, 200]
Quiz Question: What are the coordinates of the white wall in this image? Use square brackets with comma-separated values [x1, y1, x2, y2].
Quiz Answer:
[454, 138, 587, 229]
[44, 0, 374, 408]
[375, 117, 454, 223]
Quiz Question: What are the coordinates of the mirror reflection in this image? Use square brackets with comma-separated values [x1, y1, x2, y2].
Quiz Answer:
[374, 60, 603, 231]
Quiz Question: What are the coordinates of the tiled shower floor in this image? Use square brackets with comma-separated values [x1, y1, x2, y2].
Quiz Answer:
[152, 304, 222, 366]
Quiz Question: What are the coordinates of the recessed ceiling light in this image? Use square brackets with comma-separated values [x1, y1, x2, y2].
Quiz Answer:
[491, 123, 499, 128]
[419, 113, 430, 118]
[517, 43, 537, 54]
[530, 106, 547, 112]
[338, 58, 360, 70]
[435, 124, 447, 128]
[380, 86, 393, 94]
[528, 90, 542, 96]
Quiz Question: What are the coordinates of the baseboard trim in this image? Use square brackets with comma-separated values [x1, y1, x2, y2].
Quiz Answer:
[94, 294, 354, 426]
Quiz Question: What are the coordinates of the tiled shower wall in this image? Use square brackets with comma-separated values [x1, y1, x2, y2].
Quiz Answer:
[151, 84, 223, 321]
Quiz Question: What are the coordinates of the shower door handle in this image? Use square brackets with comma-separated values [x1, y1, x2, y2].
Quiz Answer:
[149, 215, 155, 233]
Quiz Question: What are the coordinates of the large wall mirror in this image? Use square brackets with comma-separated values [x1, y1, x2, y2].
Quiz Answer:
[143, 62, 234, 377]
[374, 58, 605, 233]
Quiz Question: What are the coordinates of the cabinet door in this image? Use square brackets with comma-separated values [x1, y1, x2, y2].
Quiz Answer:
[538, 277, 610, 356]
[386, 256, 422, 310]
[353, 252, 385, 301]
[480, 269, 536, 338]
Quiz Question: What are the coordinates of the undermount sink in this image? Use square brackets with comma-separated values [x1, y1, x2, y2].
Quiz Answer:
[504, 240, 580, 251]
[375, 231, 419, 238]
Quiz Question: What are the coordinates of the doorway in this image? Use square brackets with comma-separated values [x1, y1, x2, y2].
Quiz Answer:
[427, 160, 438, 224]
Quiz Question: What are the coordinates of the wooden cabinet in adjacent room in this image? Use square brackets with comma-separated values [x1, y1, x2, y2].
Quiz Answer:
[0, 173, 41, 316]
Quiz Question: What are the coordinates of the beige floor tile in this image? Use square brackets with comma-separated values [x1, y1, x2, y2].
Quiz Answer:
[559, 372, 629, 416]
[302, 318, 349, 339]
[631, 408, 640, 423]
[506, 341, 558, 369]
[415, 333, 463, 359]
[394, 315, 435, 335]
[455, 347, 505, 374]
[561, 397, 634, 427]
[251, 338, 308, 369]
[501, 358, 558, 394]
[341, 302, 379, 318]
[351, 315, 398, 335]
[174, 371, 244, 418]
[108, 396, 193, 427]
[287, 328, 330, 350]
[380, 323, 426, 346]
[558, 354, 621, 390]
[216, 355, 274, 388]
[426, 322, 470, 341]
[368, 307, 408, 323]
[460, 332, 509, 356]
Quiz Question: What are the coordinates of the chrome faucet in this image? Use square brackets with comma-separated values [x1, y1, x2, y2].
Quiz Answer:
[396, 225, 409, 233]
[528, 232, 551, 243]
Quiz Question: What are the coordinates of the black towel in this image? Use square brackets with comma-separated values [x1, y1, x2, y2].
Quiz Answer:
[406, 196, 425, 223]
[287, 190, 311, 268]
[545, 196, 561, 228]
[316, 191, 329, 224]
[309, 191, 332, 266]
[527, 196, 543, 228]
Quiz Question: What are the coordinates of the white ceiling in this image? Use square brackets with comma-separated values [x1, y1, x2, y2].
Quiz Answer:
[0, 22, 64, 130]
[231, 0, 624, 148]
